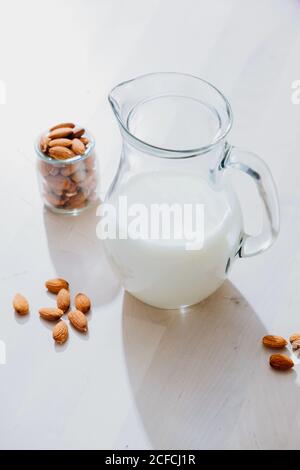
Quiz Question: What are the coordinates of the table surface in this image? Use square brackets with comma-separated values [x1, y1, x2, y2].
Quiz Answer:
[1, 0, 300, 450]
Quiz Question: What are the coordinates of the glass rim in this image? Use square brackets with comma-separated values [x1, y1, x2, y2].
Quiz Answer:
[35, 128, 95, 165]
[108, 72, 233, 158]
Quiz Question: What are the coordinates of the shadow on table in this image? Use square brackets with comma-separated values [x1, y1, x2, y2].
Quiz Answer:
[43, 204, 120, 307]
[121, 281, 298, 449]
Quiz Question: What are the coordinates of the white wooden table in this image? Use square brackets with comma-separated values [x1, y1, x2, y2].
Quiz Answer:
[0, 0, 300, 450]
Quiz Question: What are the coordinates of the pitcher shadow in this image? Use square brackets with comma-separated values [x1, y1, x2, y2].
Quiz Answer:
[121, 281, 298, 449]
[43, 205, 120, 308]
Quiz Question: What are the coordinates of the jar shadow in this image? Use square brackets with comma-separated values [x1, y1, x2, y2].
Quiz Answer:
[43, 204, 120, 308]
[120, 281, 299, 450]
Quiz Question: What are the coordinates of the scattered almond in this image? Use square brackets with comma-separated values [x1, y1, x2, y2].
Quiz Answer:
[57, 288, 70, 312]
[269, 354, 294, 371]
[14, 279, 94, 347]
[39, 308, 64, 321]
[45, 278, 69, 294]
[289, 333, 300, 344]
[262, 335, 287, 349]
[48, 127, 74, 140]
[50, 122, 75, 131]
[68, 310, 88, 333]
[72, 138, 86, 155]
[13, 293, 29, 316]
[75, 293, 91, 314]
[53, 321, 69, 344]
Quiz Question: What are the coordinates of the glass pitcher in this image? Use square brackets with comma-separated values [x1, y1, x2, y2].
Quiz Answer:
[103, 72, 279, 309]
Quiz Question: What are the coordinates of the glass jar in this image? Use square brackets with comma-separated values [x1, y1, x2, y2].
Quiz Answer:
[35, 130, 98, 215]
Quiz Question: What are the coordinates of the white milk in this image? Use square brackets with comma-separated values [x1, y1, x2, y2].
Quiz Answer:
[104, 171, 243, 309]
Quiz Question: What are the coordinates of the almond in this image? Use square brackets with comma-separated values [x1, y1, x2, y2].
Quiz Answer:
[65, 180, 77, 195]
[65, 191, 77, 198]
[49, 146, 75, 160]
[45, 278, 69, 294]
[48, 166, 60, 176]
[57, 288, 70, 312]
[60, 163, 80, 177]
[81, 173, 95, 193]
[53, 321, 69, 344]
[262, 335, 287, 349]
[289, 333, 300, 344]
[46, 174, 70, 192]
[72, 138, 86, 155]
[85, 181, 97, 199]
[85, 156, 94, 171]
[269, 354, 294, 371]
[45, 192, 66, 207]
[68, 310, 88, 332]
[72, 127, 85, 139]
[80, 137, 89, 145]
[75, 293, 91, 314]
[48, 138, 73, 148]
[48, 127, 74, 140]
[72, 201, 86, 210]
[65, 192, 86, 209]
[13, 293, 29, 315]
[39, 161, 51, 177]
[50, 122, 75, 131]
[40, 135, 50, 153]
[292, 339, 300, 351]
[71, 170, 86, 183]
[39, 307, 64, 321]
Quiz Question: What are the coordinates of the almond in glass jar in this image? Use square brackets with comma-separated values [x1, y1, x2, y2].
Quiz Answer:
[35, 125, 98, 214]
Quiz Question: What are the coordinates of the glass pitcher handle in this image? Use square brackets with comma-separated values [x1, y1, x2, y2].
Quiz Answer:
[223, 145, 280, 258]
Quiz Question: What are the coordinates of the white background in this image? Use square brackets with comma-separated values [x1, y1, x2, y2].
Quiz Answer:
[0, 0, 300, 449]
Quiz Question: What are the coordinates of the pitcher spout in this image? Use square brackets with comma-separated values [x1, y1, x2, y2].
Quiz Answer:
[108, 87, 121, 121]
[108, 77, 136, 128]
